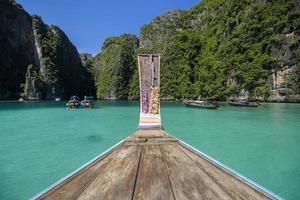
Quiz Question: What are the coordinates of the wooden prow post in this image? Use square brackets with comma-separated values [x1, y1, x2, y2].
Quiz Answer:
[138, 54, 163, 132]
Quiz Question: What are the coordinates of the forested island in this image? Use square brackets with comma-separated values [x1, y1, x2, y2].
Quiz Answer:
[1, 0, 299, 102]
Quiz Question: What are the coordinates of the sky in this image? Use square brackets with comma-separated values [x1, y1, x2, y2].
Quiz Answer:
[17, 0, 200, 55]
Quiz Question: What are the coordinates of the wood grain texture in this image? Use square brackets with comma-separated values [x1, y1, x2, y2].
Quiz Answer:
[34, 131, 278, 200]
[37, 147, 120, 200]
[178, 144, 276, 200]
[77, 145, 141, 200]
[133, 145, 174, 200]
[138, 55, 160, 95]
[135, 129, 166, 138]
[160, 145, 232, 200]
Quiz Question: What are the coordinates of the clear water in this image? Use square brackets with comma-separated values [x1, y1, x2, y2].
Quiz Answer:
[0, 101, 299, 200]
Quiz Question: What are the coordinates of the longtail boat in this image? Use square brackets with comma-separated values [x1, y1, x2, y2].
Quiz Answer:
[32, 54, 281, 200]
[227, 99, 261, 107]
[66, 96, 80, 108]
[81, 96, 94, 108]
[185, 100, 219, 109]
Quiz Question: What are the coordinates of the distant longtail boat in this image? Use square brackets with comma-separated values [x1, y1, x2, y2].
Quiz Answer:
[227, 99, 261, 107]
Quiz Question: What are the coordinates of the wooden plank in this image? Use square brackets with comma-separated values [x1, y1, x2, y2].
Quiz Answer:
[178, 144, 275, 200]
[147, 138, 178, 142]
[38, 147, 120, 200]
[77, 145, 142, 200]
[126, 138, 148, 142]
[160, 145, 232, 200]
[133, 145, 175, 200]
[124, 142, 177, 146]
[129, 131, 174, 139]
[135, 130, 166, 138]
[124, 134, 178, 146]
[139, 117, 162, 123]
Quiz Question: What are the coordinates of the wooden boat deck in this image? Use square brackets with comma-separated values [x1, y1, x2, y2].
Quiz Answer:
[34, 130, 279, 200]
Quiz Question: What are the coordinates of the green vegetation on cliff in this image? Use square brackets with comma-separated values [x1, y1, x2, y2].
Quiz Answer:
[1, 0, 299, 101]
[137, 0, 300, 100]
[23, 15, 95, 99]
[92, 34, 139, 99]
[0, 0, 95, 100]
[0, 0, 37, 99]
[93, 0, 299, 100]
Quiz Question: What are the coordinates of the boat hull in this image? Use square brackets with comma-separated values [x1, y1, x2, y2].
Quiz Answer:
[66, 100, 80, 108]
[185, 102, 219, 109]
[227, 101, 260, 107]
[80, 100, 93, 108]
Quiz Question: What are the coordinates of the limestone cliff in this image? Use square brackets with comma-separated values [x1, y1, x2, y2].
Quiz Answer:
[0, 0, 38, 99]
[92, 34, 139, 99]
[138, 0, 300, 102]
[267, 32, 300, 102]
[24, 15, 95, 99]
[140, 10, 184, 49]
[0, 0, 95, 100]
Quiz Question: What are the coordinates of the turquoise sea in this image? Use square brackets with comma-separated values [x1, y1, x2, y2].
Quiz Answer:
[0, 101, 299, 200]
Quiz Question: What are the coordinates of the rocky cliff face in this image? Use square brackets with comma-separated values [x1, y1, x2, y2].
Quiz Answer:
[266, 32, 300, 102]
[92, 34, 139, 99]
[26, 15, 95, 99]
[86, 0, 300, 101]
[137, 0, 300, 102]
[267, 65, 300, 102]
[0, 0, 38, 99]
[0, 0, 95, 99]
[140, 10, 184, 49]
[89, 0, 300, 101]
[50, 25, 95, 99]
[80, 53, 93, 65]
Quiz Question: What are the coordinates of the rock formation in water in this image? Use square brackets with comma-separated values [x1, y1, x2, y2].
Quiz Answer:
[0, 0, 95, 100]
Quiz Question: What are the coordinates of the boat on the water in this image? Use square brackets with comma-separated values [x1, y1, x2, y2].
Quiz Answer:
[184, 100, 219, 109]
[66, 96, 80, 108]
[80, 96, 94, 108]
[227, 99, 261, 107]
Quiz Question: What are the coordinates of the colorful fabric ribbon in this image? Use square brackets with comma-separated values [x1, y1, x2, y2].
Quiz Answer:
[149, 87, 159, 114]
[142, 89, 148, 113]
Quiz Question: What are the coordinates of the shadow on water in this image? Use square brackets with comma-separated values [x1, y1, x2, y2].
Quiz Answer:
[86, 135, 102, 142]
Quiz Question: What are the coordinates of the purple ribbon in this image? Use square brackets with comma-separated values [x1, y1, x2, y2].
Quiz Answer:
[142, 89, 148, 113]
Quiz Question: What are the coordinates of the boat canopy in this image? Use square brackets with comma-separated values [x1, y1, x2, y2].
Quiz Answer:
[70, 95, 80, 100]
[84, 96, 94, 100]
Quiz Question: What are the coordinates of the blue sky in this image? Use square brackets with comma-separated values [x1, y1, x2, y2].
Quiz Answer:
[18, 0, 200, 55]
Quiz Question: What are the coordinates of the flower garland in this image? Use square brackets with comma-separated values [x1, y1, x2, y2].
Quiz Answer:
[141, 56, 160, 114]
[149, 87, 159, 114]
[154, 90, 159, 114]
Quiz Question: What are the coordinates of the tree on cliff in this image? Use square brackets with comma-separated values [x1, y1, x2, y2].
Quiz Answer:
[92, 34, 139, 99]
